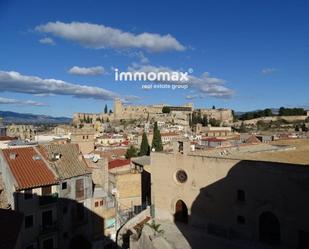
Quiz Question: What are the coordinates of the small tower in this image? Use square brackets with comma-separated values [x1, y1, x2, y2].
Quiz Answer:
[114, 98, 123, 118]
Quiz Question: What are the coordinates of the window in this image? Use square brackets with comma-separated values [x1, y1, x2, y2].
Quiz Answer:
[237, 215, 246, 224]
[42, 238, 54, 249]
[176, 170, 188, 183]
[100, 200, 104, 206]
[95, 201, 99, 207]
[75, 179, 84, 199]
[237, 189, 245, 202]
[25, 215, 33, 229]
[62, 182, 67, 190]
[42, 186, 52, 196]
[42, 210, 53, 228]
[24, 189, 33, 200]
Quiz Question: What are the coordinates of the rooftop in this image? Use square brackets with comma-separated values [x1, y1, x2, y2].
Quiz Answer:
[108, 159, 131, 169]
[131, 156, 151, 166]
[2, 147, 57, 190]
[38, 143, 91, 180]
[194, 139, 309, 165]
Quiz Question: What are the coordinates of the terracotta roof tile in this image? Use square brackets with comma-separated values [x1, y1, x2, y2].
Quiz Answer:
[94, 149, 127, 162]
[2, 147, 57, 190]
[108, 159, 130, 170]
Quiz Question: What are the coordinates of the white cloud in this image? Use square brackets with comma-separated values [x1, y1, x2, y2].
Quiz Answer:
[185, 95, 198, 100]
[0, 97, 46, 106]
[127, 64, 234, 98]
[68, 66, 105, 76]
[39, 37, 55, 45]
[35, 21, 185, 52]
[0, 70, 132, 101]
[261, 68, 277, 75]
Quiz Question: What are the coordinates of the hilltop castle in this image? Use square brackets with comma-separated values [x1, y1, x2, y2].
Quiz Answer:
[72, 99, 233, 125]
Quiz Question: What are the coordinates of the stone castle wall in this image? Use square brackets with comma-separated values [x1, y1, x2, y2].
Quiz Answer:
[73, 99, 233, 125]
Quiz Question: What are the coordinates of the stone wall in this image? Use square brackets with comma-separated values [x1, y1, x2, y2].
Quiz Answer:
[150, 148, 309, 248]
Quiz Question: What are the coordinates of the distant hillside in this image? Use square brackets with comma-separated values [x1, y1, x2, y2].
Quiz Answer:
[235, 108, 279, 116]
[0, 110, 71, 124]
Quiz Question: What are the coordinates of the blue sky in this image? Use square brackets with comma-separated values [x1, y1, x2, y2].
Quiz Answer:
[0, 0, 308, 117]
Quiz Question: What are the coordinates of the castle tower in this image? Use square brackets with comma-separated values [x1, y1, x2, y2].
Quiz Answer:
[114, 98, 123, 118]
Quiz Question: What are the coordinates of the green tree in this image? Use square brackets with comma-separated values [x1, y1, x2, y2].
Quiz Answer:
[263, 108, 273, 116]
[232, 110, 238, 122]
[209, 118, 220, 127]
[239, 121, 247, 133]
[104, 104, 108, 114]
[202, 115, 208, 127]
[279, 107, 305, 116]
[139, 132, 150, 156]
[162, 106, 171, 113]
[152, 122, 163, 152]
[212, 105, 216, 109]
[125, 145, 138, 159]
[301, 123, 308, 132]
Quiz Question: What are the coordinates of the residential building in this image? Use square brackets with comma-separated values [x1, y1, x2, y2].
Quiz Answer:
[0, 147, 59, 249]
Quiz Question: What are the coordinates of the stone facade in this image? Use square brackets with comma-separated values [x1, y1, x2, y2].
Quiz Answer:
[6, 124, 37, 140]
[70, 127, 95, 154]
[150, 141, 309, 248]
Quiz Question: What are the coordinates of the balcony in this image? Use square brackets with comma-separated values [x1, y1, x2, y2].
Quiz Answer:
[39, 193, 58, 206]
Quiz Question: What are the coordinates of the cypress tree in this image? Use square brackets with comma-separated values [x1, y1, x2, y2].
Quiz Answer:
[152, 122, 163, 152]
[140, 132, 150, 156]
[104, 104, 108, 114]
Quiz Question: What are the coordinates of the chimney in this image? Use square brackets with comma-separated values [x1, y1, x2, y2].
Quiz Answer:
[52, 153, 61, 160]
[9, 153, 17, 160]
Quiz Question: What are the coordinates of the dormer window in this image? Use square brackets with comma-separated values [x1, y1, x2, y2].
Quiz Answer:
[9, 153, 17, 160]
[32, 155, 41, 161]
[52, 153, 61, 160]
